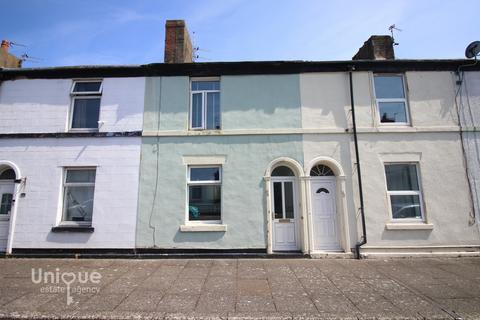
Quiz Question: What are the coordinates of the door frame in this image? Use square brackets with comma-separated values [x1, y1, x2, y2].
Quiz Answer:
[0, 161, 22, 255]
[305, 157, 351, 254]
[271, 176, 300, 251]
[310, 176, 341, 251]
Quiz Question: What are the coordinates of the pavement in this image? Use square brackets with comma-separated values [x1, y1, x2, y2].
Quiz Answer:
[0, 257, 479, 320]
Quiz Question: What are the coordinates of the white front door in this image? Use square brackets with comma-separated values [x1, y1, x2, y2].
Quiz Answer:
[272, 178, 298, 251]
[0, 181, 14, 252]
[311, 178, 341, 251]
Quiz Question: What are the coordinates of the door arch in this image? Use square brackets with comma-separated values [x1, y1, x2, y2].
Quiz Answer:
[0, 161, 22, 254]
[264, 158, 306, 254]
[306, 157, 351, 253]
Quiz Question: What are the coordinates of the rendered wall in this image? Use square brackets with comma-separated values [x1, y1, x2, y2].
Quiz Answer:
[2, 137, 141, 249]
[137, 135, 303, 249]
[0, 78, 145, 133]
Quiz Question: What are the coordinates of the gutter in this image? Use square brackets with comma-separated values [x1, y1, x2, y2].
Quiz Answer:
[349, 68, 367, 259]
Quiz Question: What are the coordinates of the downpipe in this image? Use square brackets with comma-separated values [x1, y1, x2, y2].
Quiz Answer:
[349, 68, 367, 259]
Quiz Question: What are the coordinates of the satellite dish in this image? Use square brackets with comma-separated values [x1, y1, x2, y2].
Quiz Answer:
[465, 41, 480, 59]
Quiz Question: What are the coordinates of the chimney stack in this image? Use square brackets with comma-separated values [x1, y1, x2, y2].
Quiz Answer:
[164, 20, 193, 63]
[1, 40, 10, 54]
[352, 35, 395, 60]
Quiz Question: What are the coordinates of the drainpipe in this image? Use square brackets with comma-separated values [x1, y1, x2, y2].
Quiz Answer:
[349, 67, 367, 259]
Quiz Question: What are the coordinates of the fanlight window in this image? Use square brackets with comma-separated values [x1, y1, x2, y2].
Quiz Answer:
[310, 164, 334, 177]
[0, 169, 15, 180]
[271, 166, 295, 177]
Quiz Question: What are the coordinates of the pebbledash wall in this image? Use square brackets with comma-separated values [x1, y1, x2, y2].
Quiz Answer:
[0, 77, 144, 251]
[136, 69, 480, 255]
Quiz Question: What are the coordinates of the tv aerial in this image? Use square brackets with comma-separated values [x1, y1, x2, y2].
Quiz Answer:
[388, 24, 402, 46]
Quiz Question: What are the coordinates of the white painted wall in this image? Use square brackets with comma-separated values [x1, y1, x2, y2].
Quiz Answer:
[0, 78, 145, 133]
[300, 71, 480, 252]
[0, 137, 141, 249]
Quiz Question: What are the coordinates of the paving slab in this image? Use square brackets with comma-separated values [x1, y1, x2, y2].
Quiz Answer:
[0, 257, 479, 319]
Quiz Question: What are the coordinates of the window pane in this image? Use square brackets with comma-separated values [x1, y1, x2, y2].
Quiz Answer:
[0, 169, 15, 180]
[271, 166, 294, 177]
[284, 182, 294, 219]
[385, 164, 419, 191]
[374, 76, 405, 99]
[189, 185, 221, 220]
[66, 170, 96, 183]
[206, 92, 221, 130]
[73, 82, 102, 93]
[379, 102, 407, 123]
[64, 186, 94, 222]
[191, 81, 219, 91]
[190, 167, 220, 181]
[0, 193, 13, 215]
[390, 195, 421, 219]
[71, 98, 100, 129]
[273, 182, 283, 219]
[191, 93, 203, 128]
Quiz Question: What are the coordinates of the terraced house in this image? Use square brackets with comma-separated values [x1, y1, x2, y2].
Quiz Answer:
[1, 20, 479, 258]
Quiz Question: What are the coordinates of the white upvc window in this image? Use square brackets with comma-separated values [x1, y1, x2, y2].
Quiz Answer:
[61, 168, 96, 226]
[373, 74, 410, 125]
[187, 166, 222, 223]
[70, 80, 103, 131]
[384, 163, 424, 221]
[190, 79, 221, 130]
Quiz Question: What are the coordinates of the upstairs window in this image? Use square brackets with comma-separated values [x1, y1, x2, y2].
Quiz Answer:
[385, 163, 423, 220]
[187, 166, 221, 222]
[374, 75, 409, 124]
[190, 79, 220, 130]
[70, 80, 102, 130]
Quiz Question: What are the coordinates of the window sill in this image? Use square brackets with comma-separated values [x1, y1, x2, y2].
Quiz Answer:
[385, 223, 434, 230]
[179, 224, 227, 232]
[51, 226, 94, 233]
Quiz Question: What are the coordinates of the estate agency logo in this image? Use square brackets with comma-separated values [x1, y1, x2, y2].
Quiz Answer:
[32, 268, 102, 305]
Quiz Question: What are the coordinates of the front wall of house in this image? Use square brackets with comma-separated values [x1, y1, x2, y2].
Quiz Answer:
[2, 137, 141, 249]
[136, 135, 303, 249]
[359, 132, 478, 246]
[0, 78, 145, 133]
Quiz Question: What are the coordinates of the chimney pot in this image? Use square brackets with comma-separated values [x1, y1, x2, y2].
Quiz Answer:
[352, 35, 395, 60]
[164, 20, 193, 63]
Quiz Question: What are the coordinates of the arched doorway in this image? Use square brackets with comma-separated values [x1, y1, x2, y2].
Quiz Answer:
[0, 166, 15, 252]
[265, 158, 305, 253]
[306, 157, 350, 253]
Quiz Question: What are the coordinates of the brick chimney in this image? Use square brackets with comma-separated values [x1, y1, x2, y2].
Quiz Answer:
[1, 40, 10, 54]
[164, 20, 193, 63]
[0, 40, 22, 68]
[352, 35, 395, 60]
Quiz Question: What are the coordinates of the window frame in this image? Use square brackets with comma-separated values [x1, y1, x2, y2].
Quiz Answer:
[69, 79, 103, 132]
[186, 165, 222, 224]
[61, 167, 97, 226]
[373, 74, 410, 126]
[384, 162, 425, 222]
[189, 77, 221, 131]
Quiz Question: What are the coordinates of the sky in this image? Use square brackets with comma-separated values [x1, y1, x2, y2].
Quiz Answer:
[1, 0, 478, 68]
